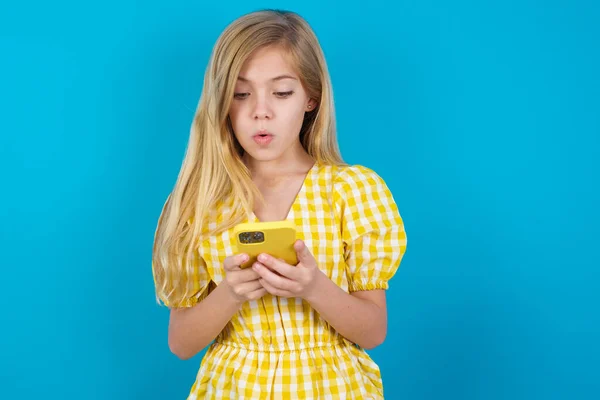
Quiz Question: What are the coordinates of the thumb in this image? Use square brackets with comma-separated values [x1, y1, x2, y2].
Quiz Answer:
[225, 253, 248, 270]
[236, 253, 250, 268]
[294, 240, 314, 264]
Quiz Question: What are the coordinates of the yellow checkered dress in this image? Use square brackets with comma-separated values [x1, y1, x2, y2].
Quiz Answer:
[159, 163, 407, 399]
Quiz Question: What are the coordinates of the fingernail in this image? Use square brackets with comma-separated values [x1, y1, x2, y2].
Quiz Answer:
[253, 263, 260, 270]
[258, 254, 267, 262]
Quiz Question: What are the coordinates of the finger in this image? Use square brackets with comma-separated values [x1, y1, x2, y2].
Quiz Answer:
[256, 254, 301, 280]
[294, 240, 315, 265]
[259, 278, 294, 298]
[253, 262, 297, 291]
[246, 287, 267, 301]
[232, 279, 263, 296]
[223, 253, 248, 271]
[234, 267, 261, 282]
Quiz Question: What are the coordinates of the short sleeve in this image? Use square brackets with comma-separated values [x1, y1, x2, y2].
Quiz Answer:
[334, 165, 407, 292]
[153, 250, 212, 308]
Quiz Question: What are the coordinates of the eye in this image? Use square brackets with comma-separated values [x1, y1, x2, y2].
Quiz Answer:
[275, 90, 294, 98]
[233, 92, 249, 100]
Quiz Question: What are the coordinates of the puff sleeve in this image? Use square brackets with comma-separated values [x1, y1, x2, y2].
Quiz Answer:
[334, 165, 407, 292]
[154, 250, 212, 308]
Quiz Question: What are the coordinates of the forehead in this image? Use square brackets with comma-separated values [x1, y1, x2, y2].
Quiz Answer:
[237, 45, 298, 83]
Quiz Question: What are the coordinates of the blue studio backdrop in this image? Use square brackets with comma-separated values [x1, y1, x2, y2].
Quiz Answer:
[1, 1, 598, 399]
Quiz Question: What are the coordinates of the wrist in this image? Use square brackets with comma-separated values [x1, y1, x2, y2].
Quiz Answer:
[303, 269, 328, 304]
[220, 280, 244, 308]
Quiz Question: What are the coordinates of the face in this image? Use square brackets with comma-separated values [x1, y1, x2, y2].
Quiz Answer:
[228, 45, 316, 163]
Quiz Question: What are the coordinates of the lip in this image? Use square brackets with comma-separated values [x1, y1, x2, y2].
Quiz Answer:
[252, 130, 274, 146]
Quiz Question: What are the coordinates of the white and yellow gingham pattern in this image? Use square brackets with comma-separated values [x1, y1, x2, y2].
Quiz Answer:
[158, 164, 407, 399]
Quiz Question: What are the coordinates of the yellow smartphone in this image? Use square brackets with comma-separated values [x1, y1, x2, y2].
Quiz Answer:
[233, 220, 298, 269]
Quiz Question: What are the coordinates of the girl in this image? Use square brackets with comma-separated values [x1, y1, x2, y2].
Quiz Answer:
[152, 9, 407, 399]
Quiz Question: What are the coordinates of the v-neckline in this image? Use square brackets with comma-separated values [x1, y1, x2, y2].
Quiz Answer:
[249, 162, 317, 223]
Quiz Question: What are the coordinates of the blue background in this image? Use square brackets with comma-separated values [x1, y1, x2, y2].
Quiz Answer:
[1, 1, 598, 399]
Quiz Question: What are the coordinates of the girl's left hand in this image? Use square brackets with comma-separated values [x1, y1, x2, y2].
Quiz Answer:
[252, 239, 323, 299]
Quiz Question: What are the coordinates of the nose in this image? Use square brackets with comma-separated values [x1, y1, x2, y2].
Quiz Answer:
[252, 95, 272, 120]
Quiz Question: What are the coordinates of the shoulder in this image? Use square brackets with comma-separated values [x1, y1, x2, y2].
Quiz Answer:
[329, 164, 403, 241]
[330, 164, 390, 194]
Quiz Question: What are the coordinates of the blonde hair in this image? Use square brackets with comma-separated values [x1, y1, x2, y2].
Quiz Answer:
[152, 9, 345, 306]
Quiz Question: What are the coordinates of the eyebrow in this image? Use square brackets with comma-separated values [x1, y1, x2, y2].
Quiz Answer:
[237, 74, 298, 83]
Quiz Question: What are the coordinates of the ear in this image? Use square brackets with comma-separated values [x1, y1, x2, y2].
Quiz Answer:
[306, 98, 317, 112]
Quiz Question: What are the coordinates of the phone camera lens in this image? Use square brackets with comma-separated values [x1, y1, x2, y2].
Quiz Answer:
[252, 232, 264, 242]
[239, 231, 264, 244]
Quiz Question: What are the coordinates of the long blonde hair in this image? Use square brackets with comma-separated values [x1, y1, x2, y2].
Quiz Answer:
[152, 9, 345, 306]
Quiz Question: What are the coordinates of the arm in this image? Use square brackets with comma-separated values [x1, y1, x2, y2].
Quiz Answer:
[168, 280, 242, 360]
[167, 253, 266, 359]
[304, 273, 387, 349]
[252, 242, 389, 350]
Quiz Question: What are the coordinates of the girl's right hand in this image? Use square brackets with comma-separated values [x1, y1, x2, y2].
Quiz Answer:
[222, 253, 267, 304]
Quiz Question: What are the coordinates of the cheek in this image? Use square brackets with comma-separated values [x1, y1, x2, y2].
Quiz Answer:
[228, 108, 245, 136]
[279, 102, 306, 127]
[228, 105, 239, 123]
[287, 107, 307, 135]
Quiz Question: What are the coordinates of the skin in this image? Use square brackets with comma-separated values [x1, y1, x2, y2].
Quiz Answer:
[167, 45, 387, 360]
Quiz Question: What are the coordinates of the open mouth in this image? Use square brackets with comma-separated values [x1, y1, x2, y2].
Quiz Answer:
[253, 132, 274, 145]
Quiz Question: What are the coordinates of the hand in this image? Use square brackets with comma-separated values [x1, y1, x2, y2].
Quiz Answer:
[223, 253, 267, 304]
[252, 240, 323, 299]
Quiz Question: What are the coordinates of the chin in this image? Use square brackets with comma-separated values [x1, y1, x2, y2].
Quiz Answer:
[241, 146, 281, 162]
